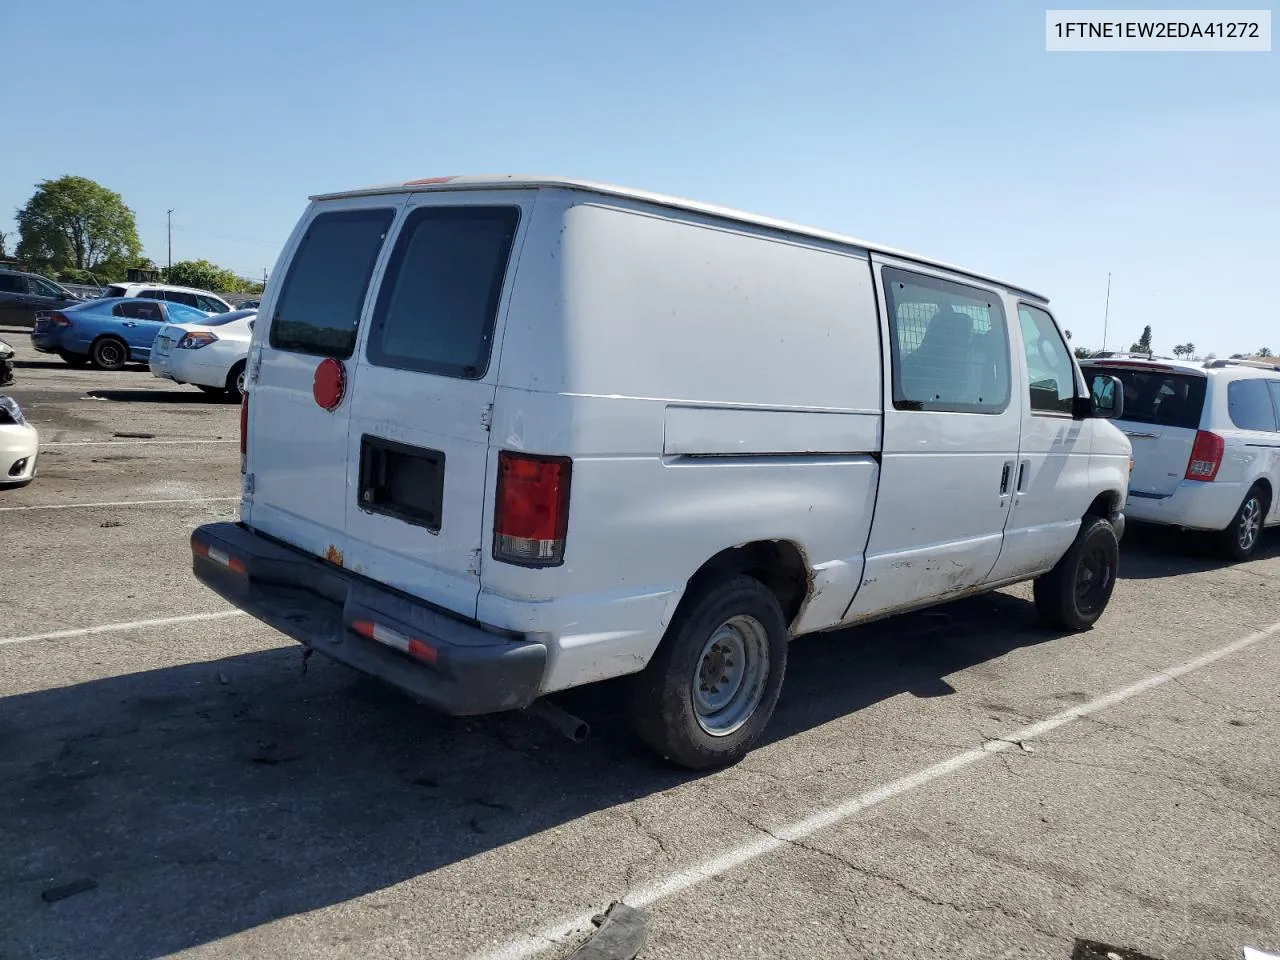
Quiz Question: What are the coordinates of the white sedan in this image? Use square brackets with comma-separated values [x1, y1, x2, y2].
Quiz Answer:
[1, 395, 38, 488]
[150, 309, 255, 401]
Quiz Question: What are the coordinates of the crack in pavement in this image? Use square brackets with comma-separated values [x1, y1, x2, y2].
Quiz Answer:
[711, 799, 1066, 944]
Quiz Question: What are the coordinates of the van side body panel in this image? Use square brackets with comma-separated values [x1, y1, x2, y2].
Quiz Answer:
[485, 192, 883, 692]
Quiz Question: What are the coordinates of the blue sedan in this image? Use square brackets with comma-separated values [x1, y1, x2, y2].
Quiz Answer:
[30, 297, 213, 371]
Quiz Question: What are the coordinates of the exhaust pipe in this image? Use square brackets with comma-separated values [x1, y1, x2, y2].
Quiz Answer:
[527, 698, 590, 743]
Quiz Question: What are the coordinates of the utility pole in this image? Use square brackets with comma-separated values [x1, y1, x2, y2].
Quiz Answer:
[167, 209, 174, 276]
[1101, 272, 1111, 352]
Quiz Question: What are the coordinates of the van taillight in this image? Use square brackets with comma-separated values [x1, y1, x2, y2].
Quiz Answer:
[493, 451, 571, 566]
[1185, 430, 1224, 481]
[239, 394, 248, 473]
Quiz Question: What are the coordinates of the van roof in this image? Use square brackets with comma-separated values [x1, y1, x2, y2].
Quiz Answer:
[310, 174, 1050, 303]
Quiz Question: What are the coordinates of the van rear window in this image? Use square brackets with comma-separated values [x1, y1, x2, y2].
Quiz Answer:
[269, 208, 394, 358]
[1082, 366, 1206, 429]
[366, 206, 519, 379]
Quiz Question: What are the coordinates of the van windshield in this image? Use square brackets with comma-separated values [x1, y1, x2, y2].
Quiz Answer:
[1082, 366, 1206, 429]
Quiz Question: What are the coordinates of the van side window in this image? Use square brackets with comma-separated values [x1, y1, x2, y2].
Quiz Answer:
[1228, 379, 1279, 432]
[1017, 304, 1076, 415]
[882, 267, 1010, 413]
[366, 206, 519, 379]
[1268, 382, 1280, 429]
[269, 208, 395, 359]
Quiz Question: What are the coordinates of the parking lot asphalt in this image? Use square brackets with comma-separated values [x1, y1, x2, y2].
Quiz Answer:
[2, 326, 1278, 960]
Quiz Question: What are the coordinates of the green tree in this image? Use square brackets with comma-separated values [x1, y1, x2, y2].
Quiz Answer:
[0, 230, 9, 259]
[1259, 347, 1274, 358]
[166, 259, 257, 293]
[15, 176, 141, 272]
[1129, 325, 1153, 354]
[1073, 345, 1100, 360]
[1172, 342, 1196, 359]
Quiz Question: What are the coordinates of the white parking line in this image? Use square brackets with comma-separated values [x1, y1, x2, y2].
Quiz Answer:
[467, 618, 1280, 960]
[0, 610, 248, 648]
[42, 439, 236, 447]
[0, 496, 237, 513]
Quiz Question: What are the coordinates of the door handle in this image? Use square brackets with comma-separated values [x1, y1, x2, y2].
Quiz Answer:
[122, 321, 136, 327]
[1000, 461, 1013, 494]
[1017, 461, 1029, 492]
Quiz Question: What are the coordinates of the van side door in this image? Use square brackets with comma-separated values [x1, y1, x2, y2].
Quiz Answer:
[844, 257, 1021, 620]
[985, 301, 1092, 582]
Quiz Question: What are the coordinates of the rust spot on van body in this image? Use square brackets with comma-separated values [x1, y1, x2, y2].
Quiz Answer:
[326, 544, 343, 567]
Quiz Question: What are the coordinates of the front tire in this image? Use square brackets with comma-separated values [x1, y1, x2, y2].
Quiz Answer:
[1220, 485, 1268, 561]
[1034, 515, 1119, 631]
[630, 575, 788, 770]
[90, 336, 128, 371]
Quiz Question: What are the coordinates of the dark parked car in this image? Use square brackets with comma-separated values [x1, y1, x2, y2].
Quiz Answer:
[0, 269, 83, 327]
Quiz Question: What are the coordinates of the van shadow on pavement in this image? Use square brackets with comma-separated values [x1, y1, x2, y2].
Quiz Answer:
[0, 589, 1064, 960]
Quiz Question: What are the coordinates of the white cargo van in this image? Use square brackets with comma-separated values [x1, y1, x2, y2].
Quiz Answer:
[192, 176, 1132, 768]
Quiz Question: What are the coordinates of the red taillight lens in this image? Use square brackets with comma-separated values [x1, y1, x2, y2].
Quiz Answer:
[494, 451, 571, 566]
[239, 394, 248, 473]
[51, 312, 71, 328]
[1185, 430, 1224, 481]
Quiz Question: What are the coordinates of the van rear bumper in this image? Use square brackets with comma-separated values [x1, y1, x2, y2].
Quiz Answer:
[190, 522, 547, 715]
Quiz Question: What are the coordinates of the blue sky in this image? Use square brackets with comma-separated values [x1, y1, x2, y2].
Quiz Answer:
[5, 0, 1277, 356]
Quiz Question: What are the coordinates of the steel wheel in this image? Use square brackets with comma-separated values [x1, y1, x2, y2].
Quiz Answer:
[236, 368, 246, 396]
[1073, 540, 1115, 617]
[92, 338, 126, 371]
[691, 614, 769, 737]
[1237, 495, 1262, 553]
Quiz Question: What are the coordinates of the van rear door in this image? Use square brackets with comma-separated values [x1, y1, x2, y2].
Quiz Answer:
[341, 191, 530, 619]
[246, 199, 401, 563]
[1082, 363, 1207, 496]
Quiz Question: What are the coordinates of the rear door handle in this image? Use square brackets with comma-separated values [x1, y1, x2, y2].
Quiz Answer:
[1000, 461, 1013, 494]
[1017, 461, 1029, 492]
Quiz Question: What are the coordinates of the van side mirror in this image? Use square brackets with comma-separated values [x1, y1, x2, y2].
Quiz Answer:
[1089, 374, 1125, 419]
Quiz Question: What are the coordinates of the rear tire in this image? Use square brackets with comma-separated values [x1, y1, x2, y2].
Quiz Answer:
[224, 361, 247, 403]
[196, 384, 223, 395]
[1220, 485, 1268, 561]
[1033, 516, 1119, 631]
[58, 350, 90, 367]
[90, 336, 128, 372]
[630, 575, 788, 770]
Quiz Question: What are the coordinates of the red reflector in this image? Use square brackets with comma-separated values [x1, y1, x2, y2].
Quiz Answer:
[494, 451, 571, 566]
[312, 358, 346, 411]
[193, 540, 246, 575]
[407, 638, 438, 664]
[351, 619, 437, 664]
[1185, 430, 1224, 481]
